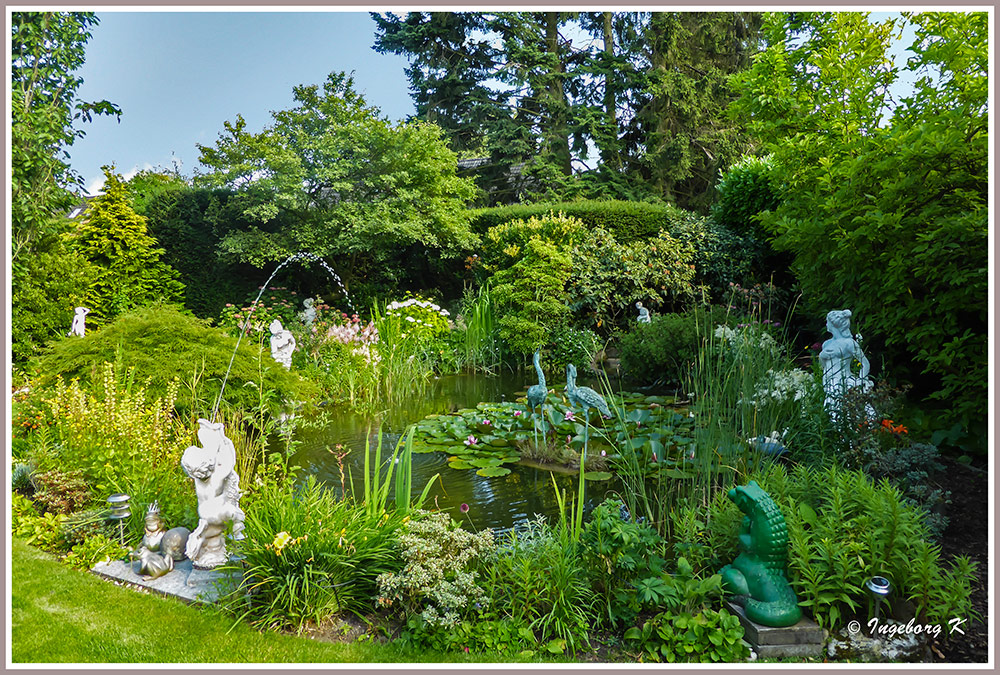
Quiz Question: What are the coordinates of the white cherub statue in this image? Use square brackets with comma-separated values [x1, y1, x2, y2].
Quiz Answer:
[180, 418, 245, 569]
[269, 318, 296, 369]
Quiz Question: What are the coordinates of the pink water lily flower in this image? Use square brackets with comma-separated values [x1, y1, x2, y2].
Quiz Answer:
[465, 435, 478, 446]
[513, 410, 523, 418]
[564, 410, 575, 421]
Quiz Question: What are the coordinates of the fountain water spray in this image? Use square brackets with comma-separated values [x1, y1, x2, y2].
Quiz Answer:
[211, 252, 351, 422]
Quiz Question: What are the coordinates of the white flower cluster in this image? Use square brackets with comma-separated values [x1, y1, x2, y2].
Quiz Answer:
[376, 510, 495, 627]
[748, 368, 818, 406]
[387, 298, 450, 317]
[714, 324, 781, 356]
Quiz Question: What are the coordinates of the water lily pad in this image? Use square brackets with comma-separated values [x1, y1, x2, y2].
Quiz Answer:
[584, 471, 613, 481]
[448, 459, 475, 470]
[488, 437, 510, 447]
[476, 466, 512, 478]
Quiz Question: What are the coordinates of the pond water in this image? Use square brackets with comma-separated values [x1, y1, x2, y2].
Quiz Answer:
[291, 370, 633, 532]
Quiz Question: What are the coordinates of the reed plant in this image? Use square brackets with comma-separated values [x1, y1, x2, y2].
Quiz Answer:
[455, 283, 501, 373]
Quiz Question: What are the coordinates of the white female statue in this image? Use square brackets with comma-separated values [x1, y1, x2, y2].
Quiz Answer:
[269, 318, 296, 369]
[180, 419, 245, 569]
[818, 309, 874, 420]
[68, 306, 90, 337]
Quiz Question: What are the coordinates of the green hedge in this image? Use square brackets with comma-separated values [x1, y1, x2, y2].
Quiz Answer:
[469, 200, 698, 243]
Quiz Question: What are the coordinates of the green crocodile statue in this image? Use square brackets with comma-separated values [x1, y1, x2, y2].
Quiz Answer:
[719, 481, 803, 627]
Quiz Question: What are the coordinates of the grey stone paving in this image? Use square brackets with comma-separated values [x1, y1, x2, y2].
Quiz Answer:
[91, 557, 242, 604]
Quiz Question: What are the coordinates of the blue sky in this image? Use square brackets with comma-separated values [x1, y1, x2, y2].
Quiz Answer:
[68, 10, 920, 196]
[70, 11, 415, 195]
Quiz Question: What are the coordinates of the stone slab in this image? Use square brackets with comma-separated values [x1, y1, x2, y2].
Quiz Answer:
[756, 642, 825, 659]
[91, 557, 242, 604]
[726, 601, 826, 646]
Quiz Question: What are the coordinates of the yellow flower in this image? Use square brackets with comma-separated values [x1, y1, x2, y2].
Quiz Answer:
[273, 531, 293, 552]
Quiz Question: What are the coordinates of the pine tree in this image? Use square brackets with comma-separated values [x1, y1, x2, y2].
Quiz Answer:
[71, 167, 185, 324]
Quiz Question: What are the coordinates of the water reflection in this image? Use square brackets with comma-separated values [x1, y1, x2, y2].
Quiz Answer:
[291, 370, 624, 531]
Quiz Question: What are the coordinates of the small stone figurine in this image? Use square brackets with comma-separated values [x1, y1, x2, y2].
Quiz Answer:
[635, 301, 651, 323]
[181, 418, 245, 569]
[129, 501, 175, 580]
[269, 318, 296, 369]
[68, 306, 90, 337]
[818, 309, 874, 420]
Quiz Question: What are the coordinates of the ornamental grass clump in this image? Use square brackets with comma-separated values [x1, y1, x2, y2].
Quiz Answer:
[230, 476, 404, 632]
[377, 509, 495, 628]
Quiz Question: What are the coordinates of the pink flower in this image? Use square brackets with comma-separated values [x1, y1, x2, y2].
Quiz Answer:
[465, 435, 477, 446]
[481, 419, 491, 426]
[601, 450, 606, 457]
[460, 503, 470, 514]
[513, 410, 523, 417]
[564, 410, 575, 421]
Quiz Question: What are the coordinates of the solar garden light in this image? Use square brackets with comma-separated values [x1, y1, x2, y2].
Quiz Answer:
[865, 575, 892, 625]
[106, 493, 131, 547]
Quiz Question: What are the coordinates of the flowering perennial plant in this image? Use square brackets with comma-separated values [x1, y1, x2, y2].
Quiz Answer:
[376, 509, 495, 627]
[385, 296, 451, 342]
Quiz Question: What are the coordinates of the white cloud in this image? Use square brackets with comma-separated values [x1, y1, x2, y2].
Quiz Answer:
[84, 162, 155, 195]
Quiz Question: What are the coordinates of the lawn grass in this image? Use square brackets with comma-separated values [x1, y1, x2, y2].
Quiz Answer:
[9, 538, 540, 664]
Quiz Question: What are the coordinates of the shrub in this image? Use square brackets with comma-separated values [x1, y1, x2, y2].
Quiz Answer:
[492, 237, 573, 356]
[377, 509, 495, 627]
[471, 200, 697, 243]
[567, 227, 699, 331]
[62, 532, 129, 571]
[711, 154, 780, 239]
[618, 309, 706, 387]
[545, 326, 600, 374]
[579, 498, 667, 626]
[28, 303, 314, 416]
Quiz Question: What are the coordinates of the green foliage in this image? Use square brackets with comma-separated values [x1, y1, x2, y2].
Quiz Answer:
[68, 167, 185, 326]
[580, 498, 666, 625]
[62, 532, 129, 571]
[618, 309, 705, 387]
[711, 154, 780, 238]
[544, 326, 600, 373]
[217, 285, 302, 337]
[492, 238, 573, 356]
[29, 303, 314, 416]
[385, 295, 452, 345]
[568, 227, 699, 331]
[482, 517, 597, 655]
[195, 71, 480, 293]
[451, 283, 503, 373]
[11, 236, 96, 363]
[732, 11, 988, 435]
[675, 464, 978, 631]
[472, 200, 697, 243]
[11, 11, 120, 259]
[12, 492, 69, 553]
[229, 476, 404, 631]
[138, 183, 272, 319]
[377, 510, 495, 626]
[625, 608, 748, 663]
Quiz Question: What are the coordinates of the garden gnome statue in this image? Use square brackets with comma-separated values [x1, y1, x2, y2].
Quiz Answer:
[68, 306, 90, 336]
[636, 301, 651, 323]
[720, 481, 802, 627]
[180, 418, 245, 569]
[299, 297, 317, 328]
[818, 309, 874, 420]
[129, 501, 175, 580]
[269, 318, 296, 369]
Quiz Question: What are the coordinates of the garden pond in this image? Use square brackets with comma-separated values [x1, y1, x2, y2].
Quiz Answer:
[291, 370, 692, 531]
